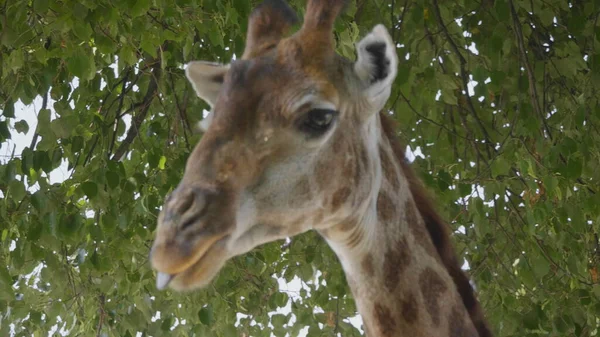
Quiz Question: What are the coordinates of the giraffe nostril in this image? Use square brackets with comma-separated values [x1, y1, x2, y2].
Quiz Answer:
[174, 189, 194, 215]
[179, 188, 209, 230]
[163, 186, 212, 230]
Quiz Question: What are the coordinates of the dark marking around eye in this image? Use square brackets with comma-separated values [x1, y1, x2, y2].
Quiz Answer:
[297, 108, 337, 137]
[365, 42, 390, 83]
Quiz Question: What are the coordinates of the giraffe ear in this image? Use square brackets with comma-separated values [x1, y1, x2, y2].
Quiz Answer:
[354, 24, 398, 112]
[185, 61, 230, 108]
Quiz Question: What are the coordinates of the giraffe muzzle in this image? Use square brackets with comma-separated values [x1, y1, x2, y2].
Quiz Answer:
[149, 183, 237, 290]
[161, 186, 209, 228]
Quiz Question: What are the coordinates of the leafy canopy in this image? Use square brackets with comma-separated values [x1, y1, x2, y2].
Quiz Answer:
[1, 0, 600, 336]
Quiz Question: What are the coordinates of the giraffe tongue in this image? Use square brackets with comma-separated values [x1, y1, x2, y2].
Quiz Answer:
[156, 272, 174, 290]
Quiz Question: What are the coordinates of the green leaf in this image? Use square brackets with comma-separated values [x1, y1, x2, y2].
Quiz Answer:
[140, 36, 158, 58]
[106, 171, 120, 189]
[4, 161, 16, 182]
[30, 189, 46, 210]
[532, 256, 550, 278]
[437, 170, 452, 191]
[208, 25, 224, 47]
[0, 121, 11, 141]
[2, 99, 15, 118]
[33, 0, 49, 13]
[130, 0, 151, 17]
[8, 180, 26, 201]
[82, 181, 98, 199]
[59, 212, 82, 238]
[27, 220, 43, 241]
[14, 120, 29, 134]
[491, 158, 510, 177]
[67, 49, 92, 79]
[119, 46, 138, 66]
[437, 73, 459, 91]
[0, 265, 14, 300]
[73, 22, 93, 40]
[458, 183, 471, 197]
[440, 89, 458, 105]
[158, 155, 167, 170]
[563, 158, 583, 180]
[198, 306, 214, 326]
[160, 317, 173, 332]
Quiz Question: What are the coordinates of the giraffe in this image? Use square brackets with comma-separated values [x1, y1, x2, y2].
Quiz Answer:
[149, 0, 493, 336]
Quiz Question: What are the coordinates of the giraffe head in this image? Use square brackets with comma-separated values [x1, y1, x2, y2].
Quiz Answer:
[150, 0, 399, 291]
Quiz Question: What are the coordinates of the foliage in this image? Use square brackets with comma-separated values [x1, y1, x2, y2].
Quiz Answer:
[0, 0, 599, 336]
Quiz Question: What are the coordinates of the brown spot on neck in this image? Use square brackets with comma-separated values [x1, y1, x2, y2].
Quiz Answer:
[361, 254, 375, 276]
[419, 267, 448, 326]
[374, 303, 396, 336]
[380, 144, 400, 189]
[331, 186, 351, 211]
[383, 235, 412, 292]
[377, 192, 395, 224]
[401, 291, 419, 324]
[404, 199, 437, 257]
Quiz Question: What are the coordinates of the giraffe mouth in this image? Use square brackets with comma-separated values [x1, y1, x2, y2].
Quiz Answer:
[154, 235, 231, 291]
[156, 272, 175, 289]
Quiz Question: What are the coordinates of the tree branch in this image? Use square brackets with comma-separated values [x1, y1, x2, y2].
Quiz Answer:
[431, 0, 493, 158]
[168, 71, 191, 150]
[509, 0, 550, 139]
[108, 69, 132, 158]
[29, 91, 48, 151]
[111, 62, 161, 162]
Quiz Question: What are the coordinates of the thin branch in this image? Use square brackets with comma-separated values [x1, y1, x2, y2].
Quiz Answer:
[509, 0, 550, 140]
[394, 0, 410, 40]
[108, 69, 132, 158]
[334, 297, 340, 335]
[96, 293, 106, 337]
[431, 0, 493, 158]
[111, 62, 162, 161]
[390, 0, 395, 38]
[28, 92, 48, 151]
[168, 71, 191, 150]
[147, 12, 178, 33]
[398, 91, 473, 141]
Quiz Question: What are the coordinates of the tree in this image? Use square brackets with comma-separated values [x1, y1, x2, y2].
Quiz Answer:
[1, 0, 599, 335]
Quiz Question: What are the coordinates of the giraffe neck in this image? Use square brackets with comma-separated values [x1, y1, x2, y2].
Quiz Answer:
[321, 113, 479, 337]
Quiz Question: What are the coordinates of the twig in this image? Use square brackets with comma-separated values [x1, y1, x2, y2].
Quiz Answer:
[96, 293, 106, 337]
[147, 12, 178, 33]
[108, 69, 132, 158]
[62, 245, 84, 317]
[397, 91, 473, 141]
[334, 296, 340, 335]
[431, 0, 493, 158]
[509, 0, 550, 140]
[168, 71, 191, 149]
[393, 0, 410, 40]
[29, 92, 48, 151]
[111, 62, 162, 161]
[390, 0, 395, 38]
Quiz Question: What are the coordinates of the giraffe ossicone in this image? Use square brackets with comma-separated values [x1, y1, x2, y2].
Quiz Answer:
[149, 1, 493, 336]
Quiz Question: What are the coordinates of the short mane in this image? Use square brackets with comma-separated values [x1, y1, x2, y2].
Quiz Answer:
[379, 112, 493, 337]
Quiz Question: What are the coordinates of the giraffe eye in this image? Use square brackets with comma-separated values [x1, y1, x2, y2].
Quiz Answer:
[298, 108, 337, 137]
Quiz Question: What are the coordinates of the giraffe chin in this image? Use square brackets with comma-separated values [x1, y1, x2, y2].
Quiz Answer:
[157, 235, 231, 292]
